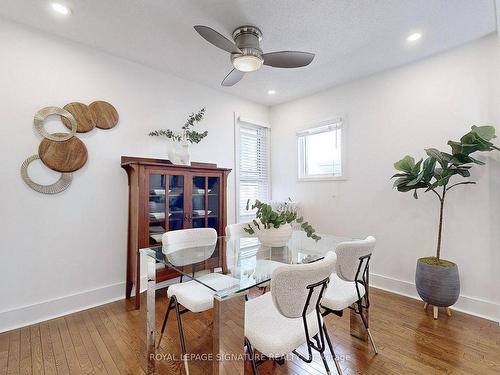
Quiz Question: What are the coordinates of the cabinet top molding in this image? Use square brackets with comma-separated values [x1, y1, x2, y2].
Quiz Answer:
[120, 156, 231, 171]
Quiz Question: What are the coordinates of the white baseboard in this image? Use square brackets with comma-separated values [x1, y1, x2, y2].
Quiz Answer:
[0, 281, 127, 333]
[370, 273, 500, 324]
[0, 272, 205, 333]
[3, 272, 497, 333]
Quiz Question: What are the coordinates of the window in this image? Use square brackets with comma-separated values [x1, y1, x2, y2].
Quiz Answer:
[237, 121, 270, 221]
[297, 119, 345, 180]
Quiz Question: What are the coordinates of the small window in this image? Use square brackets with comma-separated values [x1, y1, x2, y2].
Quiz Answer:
[297, 119, 345, 181]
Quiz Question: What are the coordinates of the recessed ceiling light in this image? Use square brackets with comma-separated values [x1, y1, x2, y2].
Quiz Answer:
[407, 32, 422, 42]
[267, 90, 276, 95]
[51, 3, 71, 15]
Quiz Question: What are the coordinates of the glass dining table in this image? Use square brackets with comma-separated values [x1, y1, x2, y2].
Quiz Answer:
[140, 231, 356, 375]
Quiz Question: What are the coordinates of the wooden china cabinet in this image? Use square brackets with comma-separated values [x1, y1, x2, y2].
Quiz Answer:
[121, 156, 231, 308]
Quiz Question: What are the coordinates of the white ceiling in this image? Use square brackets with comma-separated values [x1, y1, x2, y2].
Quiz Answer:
[0, 0, 497, 106]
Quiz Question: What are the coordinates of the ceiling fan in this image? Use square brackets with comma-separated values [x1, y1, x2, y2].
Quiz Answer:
[194, 25, 315, 86]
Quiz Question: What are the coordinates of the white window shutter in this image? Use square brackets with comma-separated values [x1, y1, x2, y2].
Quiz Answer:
[239, 124, 270, 219]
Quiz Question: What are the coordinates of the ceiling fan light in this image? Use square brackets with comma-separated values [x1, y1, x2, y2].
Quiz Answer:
[232, 55, 263, 72]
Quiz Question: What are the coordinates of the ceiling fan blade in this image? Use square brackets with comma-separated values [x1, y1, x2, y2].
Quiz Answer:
[194, 25, 241, 54]
[221, 69, 245, 86]
[263, 51, 315, 68]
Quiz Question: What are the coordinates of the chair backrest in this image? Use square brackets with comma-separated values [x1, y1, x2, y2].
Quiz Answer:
[335, 236, 376, 282]
[162, 228, 217, 266]
[271, 252, 337, 319]
[225, 222, 255, 239]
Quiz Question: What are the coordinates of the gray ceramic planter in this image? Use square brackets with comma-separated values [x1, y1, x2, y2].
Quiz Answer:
[415, 258, 460, 307]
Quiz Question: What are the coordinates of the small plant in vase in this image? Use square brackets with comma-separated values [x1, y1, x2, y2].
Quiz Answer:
[244, 199, 321, 247]
[391, 125, 499, 319]
[149, 108, 208, 165]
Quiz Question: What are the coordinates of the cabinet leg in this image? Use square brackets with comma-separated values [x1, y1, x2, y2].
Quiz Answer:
[135, 253, 141, 309]
[135, 288, 141, 309]
[126, 281, 133, 299]
[433, 306, 438, 320]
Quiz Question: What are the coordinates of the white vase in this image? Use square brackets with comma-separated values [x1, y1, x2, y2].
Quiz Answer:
[256, 223, 293, 247]
[178, 141, 191, 165]
[167, 140, 190, 165]
[167, 140, 178, 163]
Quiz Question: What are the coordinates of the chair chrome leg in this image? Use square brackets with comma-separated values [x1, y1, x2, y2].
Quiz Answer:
[366, 328, 378, 354]
[173, 297, 189, 375]
[245, 338, 259, 375]
[323, 324, 343, 375]
[157, 298, 175, 348]
[358, 306, 378, 355]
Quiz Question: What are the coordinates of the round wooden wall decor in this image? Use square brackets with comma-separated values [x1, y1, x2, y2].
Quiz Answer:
[89, 101, 119, 129]
[38, 133, 88, 173]
[20, 155, 72, 194]
[62, 102, 97, 133]
[34, 106, 77, 141]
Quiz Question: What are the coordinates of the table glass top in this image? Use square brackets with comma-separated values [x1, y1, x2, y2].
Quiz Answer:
[140, 231, 353, 299]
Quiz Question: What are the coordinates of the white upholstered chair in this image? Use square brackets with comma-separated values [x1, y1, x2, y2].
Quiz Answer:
[244, 252, 343, 375]
[157, 228, 238, 362]
[320, 236, 378, 354]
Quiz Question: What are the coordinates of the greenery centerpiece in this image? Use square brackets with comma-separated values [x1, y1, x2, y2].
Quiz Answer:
[243, 199, 320, 246]
[148, 108, 208, 165]
[391, 125, 498, 316]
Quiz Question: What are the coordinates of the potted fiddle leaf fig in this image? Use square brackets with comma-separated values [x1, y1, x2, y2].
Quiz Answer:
[244, 199, 321, 247]
[392, 126, 499, 318]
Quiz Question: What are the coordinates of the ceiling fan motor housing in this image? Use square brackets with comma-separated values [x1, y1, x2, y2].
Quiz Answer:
[231, 25, 263, 64]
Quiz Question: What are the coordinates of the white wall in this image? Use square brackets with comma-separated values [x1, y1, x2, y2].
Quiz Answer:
[271, 34, 500, 322]
[0, 19, 268, 332]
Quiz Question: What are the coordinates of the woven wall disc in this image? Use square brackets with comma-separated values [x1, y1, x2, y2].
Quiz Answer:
[38, 133, 88, 173]
[20, 155, 72, 194]
[34, 106, 77, 141]
[89, 101, 119, 129]
[62, 102, 97, 133]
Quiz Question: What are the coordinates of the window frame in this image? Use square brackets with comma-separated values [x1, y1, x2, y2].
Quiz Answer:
[234, 115, 271, 223]
[297, 117, 347, 182]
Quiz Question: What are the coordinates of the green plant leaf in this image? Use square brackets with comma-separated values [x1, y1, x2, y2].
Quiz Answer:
[469, 156, 485, 165]
[425, 148, 450, 169]
[397, 185, 416, 192]
[391, 173, 409, 179]
[411, 158, 423, 175]
[422, 157, 436, 183]
[407, 171, 424, 186]
[392, 176, 410, 188]
[471, 125, 496, 141]
[455, 168, 470, 177]
[394, 156, 415, 173]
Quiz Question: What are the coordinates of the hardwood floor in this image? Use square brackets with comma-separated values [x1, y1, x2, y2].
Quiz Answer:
[1, 288, 499, 374]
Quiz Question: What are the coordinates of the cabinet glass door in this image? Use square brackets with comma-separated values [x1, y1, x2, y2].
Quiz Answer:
[148, 174, 167, 246]
[207, 176, 220, 232]
[191, 175, 220, 231]
[168, 175, 185, 231]
[191, 176, 207, 229]
[148, 173, 185, 245]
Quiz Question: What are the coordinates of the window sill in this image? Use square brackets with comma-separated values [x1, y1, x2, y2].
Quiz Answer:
[297, 176, 347, 182]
